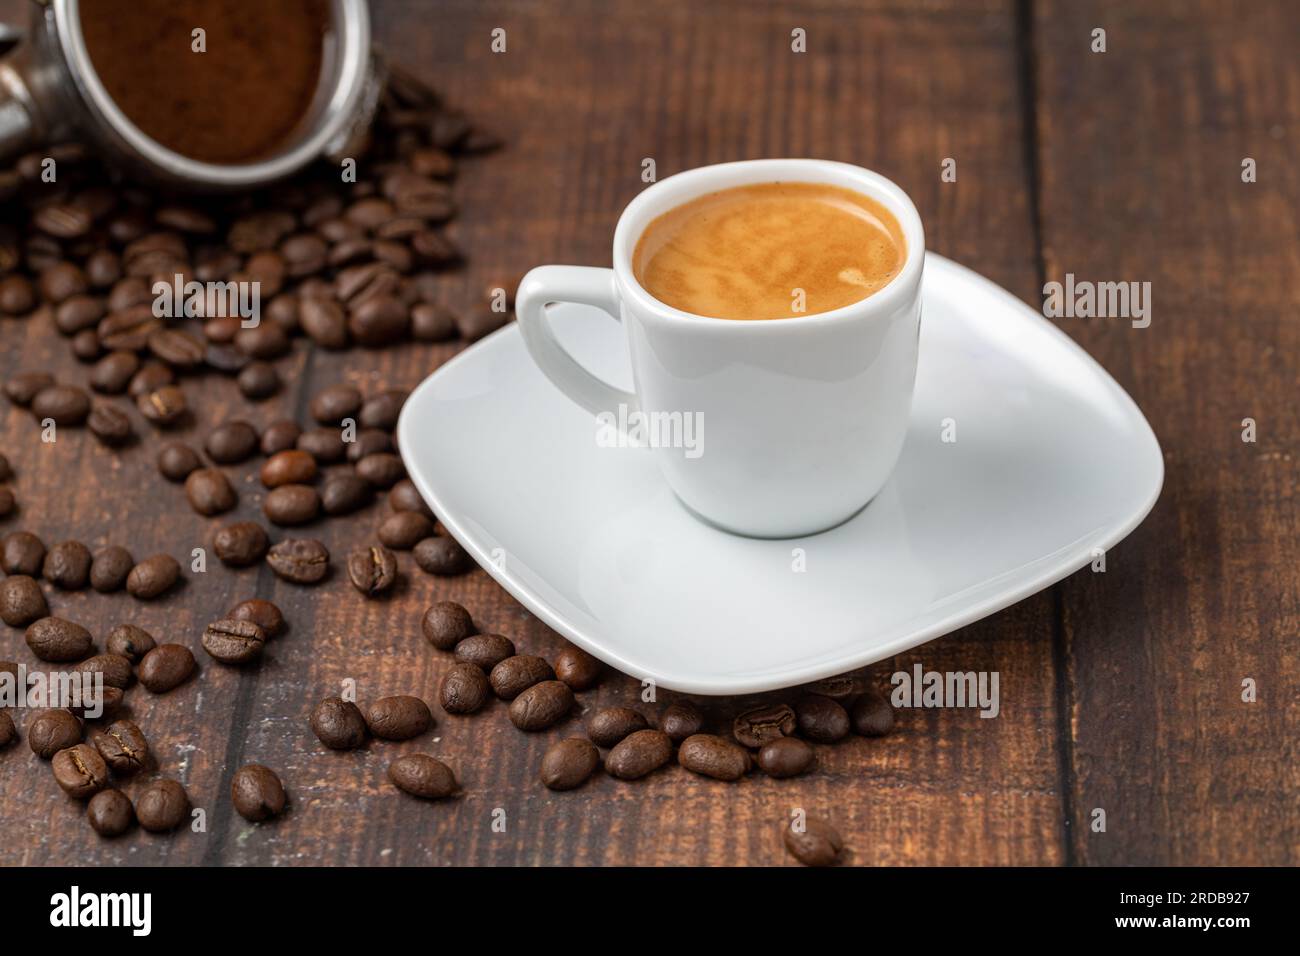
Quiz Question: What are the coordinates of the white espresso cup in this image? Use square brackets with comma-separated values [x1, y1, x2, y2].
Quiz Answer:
[516, 159, 925, 538]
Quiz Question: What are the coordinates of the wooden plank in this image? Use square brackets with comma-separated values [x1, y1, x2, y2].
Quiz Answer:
[0, 0, 1061, 865]
[1032, 0, 1300, 865]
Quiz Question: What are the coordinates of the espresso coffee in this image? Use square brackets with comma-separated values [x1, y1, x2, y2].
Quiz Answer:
[79, 0, 329, 165]
[633, 182, 905, 320]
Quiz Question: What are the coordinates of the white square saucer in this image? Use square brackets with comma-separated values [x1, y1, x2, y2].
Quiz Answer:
[397, 254, 1163, 694]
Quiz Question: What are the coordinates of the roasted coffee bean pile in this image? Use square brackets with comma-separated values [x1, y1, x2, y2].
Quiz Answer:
[413, 599, 891, 864]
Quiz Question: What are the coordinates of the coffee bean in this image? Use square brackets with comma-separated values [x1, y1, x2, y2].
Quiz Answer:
[126, 554, 180, 599]
[850, 689, 895, 737]
[412, 535, 472, 575]
[35, 201, 93, 239]
[105, 624, 155, 662]
[260, 420, 302, 456]
[554, 644, 602, 691]
[489, 655, 556, 700]
[310, 697, 368, 750]
[0, 710, 15, 748]
[364, 695, 433, 740]
[783, 816, 844, 867]
[72, 328, 103, 362]
[28, 708, 82, 758]
[659, 702, 704, 743]
[410, 229, 461, 266]
[266, 294, 300, 333]
[234, 323, 290, 360]
[87, 789, 135, 837]
[296, 427, 347, 463]
[347, 544, 397, 596]
[229, 210, 295, 254]
[605, 729, 673, 780]
[136, 384, 188, 427]
[757, 737, 815, 779]
[75, 653, 134, 690]
[421, 601, 473, 650]
[733, 703, 797, 749]
[355, 452, 405, 488]
[85, 249, 122, 288]
[56, 294, 107, 335]
[0, 275, 36, 313]
[679, 734, 751, 781]
[43, 540, 92, 589]
[320, 472, 372, 515]
[389, 479, 433, 517]
[185, 468, 237, 515]
[509, 680, 573, 731]
[90, 719, 149, 775]
[587, 707, 650, 748]
[349, 294, 409, 346]
[310, 384, 363, 424]
[68, 686, 123, 722]
[52, 743, 109, 799]
[795, 694, 850, 743]
[90, 350, 140, 393]
[26, 617, 93, 662]
[5, 371, 55, 406]
[206, 344, 248, 376]
[205, 420, 259, 464]
[0, 574, 47, 626]
[148, 327, 205, 369]
[157, 441, 201, 482]
[87, 403, 133, 446]
[213, 521, 269, 567]
[40, 262, 88, 302]
[227, 599, 286, 639]
[388, 754, 457, 799]
[803, 674, 863, 701]
[0, 487, 13, 519]
[346, 428, 393, 462]
[88, 546, 134, 592]
[237, 361, 280, 399]
[202, 619, 266, 665]
[410, 302, 457, 342]
[439, 662, 490, 715]
[126, 361, 173, 399]
[31, 384, 91, 425]
[261, 449, 317, 487]
[137, 643, 196, 693]
[2, 531, 45, 576]
[539, 738, 600, 791]
[264, 484, 321, 525]
[300, 295, 348, 348]
[231, 764, 287, 822]
[106, 276, 151, 311]
[267, 538, 329, 584]
[378, 511, 433, 550]
[135, 779, 190, 832]
[0, 454, 10, 483]
[358, 389, 407, 430]
[453, 633, 515, 671]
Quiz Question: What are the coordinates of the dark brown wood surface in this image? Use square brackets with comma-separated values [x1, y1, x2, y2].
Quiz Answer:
[0, 0, 1294, 866]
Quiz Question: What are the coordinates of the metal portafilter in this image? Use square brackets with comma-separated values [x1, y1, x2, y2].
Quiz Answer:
[0, 0, 382, 189]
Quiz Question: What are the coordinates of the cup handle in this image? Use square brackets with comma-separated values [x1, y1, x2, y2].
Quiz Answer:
[515, 265, 639, 418]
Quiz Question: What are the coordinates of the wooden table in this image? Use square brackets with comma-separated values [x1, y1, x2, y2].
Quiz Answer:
[1, 0, 1295, 866]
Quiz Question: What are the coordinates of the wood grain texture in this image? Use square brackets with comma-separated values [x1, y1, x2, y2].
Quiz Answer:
[0, 0, 1290, 867]
[1031, 0, 1300, 864]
